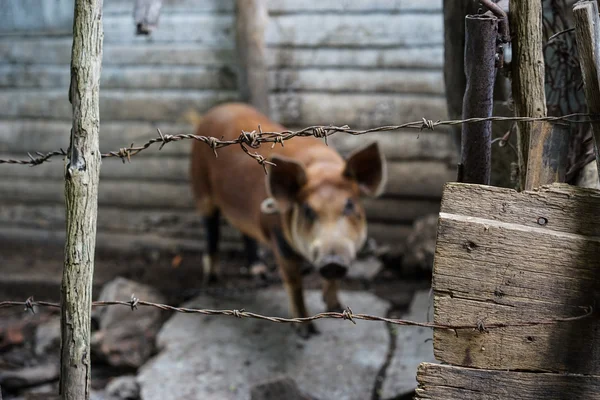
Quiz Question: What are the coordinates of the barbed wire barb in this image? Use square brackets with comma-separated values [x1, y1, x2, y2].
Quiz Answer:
[0, 297, 593, 331]
[2, 113, 599, 168]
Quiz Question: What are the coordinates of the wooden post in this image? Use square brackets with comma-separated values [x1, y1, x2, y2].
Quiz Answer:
[443, 0, 481, 153]
[574, 0, 600, 184]
[60, 0, 103, 398]
[134, 0, 163, 35]
[459, 14, 498, 185]
[509, 0, 548, 191]
[525, 121, 571, 188]
[235, 0, 270, 116]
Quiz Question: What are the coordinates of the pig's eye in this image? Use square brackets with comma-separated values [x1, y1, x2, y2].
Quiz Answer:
[302, 203, 317, 221]
[343, 198, 356, 216]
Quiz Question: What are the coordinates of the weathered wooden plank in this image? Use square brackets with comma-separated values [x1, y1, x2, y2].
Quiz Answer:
[416, 363, 600, 399]
[433, 182, 600, 373]
[439, 182, 600, 237]
[267, 0, 442, 12]
[270, 93, 448, 128]
[0, 120, 192, 156]
[0, 168, 441, 221]
[266, 14, 443, 47]
[325, 130, 455, 162]
[0, 65, 238, 90]
[102, 14, 234, 45]
[270, 69, 444, 94]
[0, 0, 74, 34]
[0, 64, 443, 94]
[0, 89, 239, 122]
[0, 38, 442, 69]
[0, 121, 455, 162]
[103, 0, 442, 14]
[268, 47, 444, 69]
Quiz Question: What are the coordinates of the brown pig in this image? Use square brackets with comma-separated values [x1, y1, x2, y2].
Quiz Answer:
[189, 102, 387, 337]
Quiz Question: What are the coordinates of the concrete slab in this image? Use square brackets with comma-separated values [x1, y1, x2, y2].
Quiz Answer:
[381, 289, 436, 399]
[137, 288, 390, 400]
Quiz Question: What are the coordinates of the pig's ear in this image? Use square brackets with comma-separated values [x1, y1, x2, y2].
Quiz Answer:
[266, 154, 308, 212]
[343, 141, 387, 197]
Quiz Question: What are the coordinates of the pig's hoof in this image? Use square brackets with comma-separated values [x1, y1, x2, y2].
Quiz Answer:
[294, 322, 319, 339]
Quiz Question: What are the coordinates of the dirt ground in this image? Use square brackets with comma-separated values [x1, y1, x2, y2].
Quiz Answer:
[0, 242, 432, 400]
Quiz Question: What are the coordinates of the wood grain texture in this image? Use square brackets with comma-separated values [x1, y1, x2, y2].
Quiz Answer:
[265, 14, 443, 47]
[269, 93, 448, 128]
[433, 182, 600, 373]
[416, 363, 600, 399]
[509, 0, 548, 190]
[574, 1, 600, 185]
[0, 160, 454, 200]
[61, 0, 103, 398]
[524, 121, 570, 189]
[0, 38, 442, 69]
[235, 0, 270, 115]
[0, 89, 239, 122]
[0, 65, 238, 90]
[270, 68, 444, 94]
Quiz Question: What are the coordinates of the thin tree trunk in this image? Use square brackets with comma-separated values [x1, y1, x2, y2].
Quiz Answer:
[60, 0, 104, 398]
[509, 0, 548, 190]
[235, 0, 270, 116]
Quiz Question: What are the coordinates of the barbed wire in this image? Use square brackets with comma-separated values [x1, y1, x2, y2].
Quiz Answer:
[0, 296, 593, 333]
[1, 113, 598, 171]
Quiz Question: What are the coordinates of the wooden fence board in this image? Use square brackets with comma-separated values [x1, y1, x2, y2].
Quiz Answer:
[270, 68, 444, 94]
[0, 65, 238, 91]
[265, 14, 443, 47]
[432, 182, 600, 374]
[0, 160, 454, 199]
[0, 38, 442, 69]
[270, 93, 448, 128]
[416, 363, 600, 399]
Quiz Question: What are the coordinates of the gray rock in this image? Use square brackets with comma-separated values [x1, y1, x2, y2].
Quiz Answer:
[91, 277, 169, 369]
[138, 289, 390, 400]
[381, 289, 436, 399]
[346, 256, 383, 281]
[35, 318, 61, 356]
[0, 363, 59, 391]
[105, 375, 140, 400]
[249, 376, 312, 400]
[403, 214, 438, 274]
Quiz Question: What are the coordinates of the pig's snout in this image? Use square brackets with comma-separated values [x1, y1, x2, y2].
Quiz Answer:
[316, 255, 349, 280]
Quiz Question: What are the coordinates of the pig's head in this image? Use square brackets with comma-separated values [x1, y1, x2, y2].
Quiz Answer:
[265, 142, 387, 280]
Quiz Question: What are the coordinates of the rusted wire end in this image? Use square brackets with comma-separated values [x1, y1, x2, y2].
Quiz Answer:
[206, 137, 219, 158]
[255, 154, 276, 175]
[115, 144, 134, 164]
[157, 128, 174, 151]
[420, 118, 436, 131]
[313, 127, 329, 145]
[129, 294, 139, 311]
[25, 296, 35, 314]
[271, 135, 284, 149]
[342, 306, 356, 325]
[232, 309, 245, 318]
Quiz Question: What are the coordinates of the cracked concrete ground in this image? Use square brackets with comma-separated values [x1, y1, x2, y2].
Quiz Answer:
[137, 288, 435, 400]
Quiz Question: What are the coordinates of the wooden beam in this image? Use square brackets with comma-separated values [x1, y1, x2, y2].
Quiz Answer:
[509, 0, 547, 191]
[459, 14, 498, 185]
[235, 0, 269, 116]
[432, 182, 600, 374]
[574, 0, 600, 186]
[525, 121, 570, 188]
[60, 0, 103, 398]
[416, 363, 600, 399]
